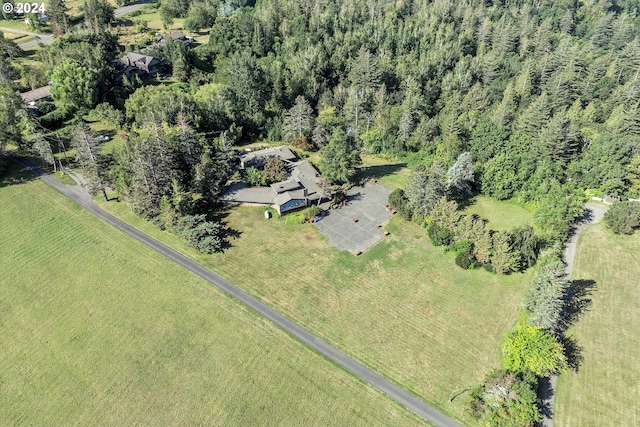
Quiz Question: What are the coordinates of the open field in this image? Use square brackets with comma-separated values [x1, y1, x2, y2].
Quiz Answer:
[0, 166, 425, 426]
[463, 195, 534, 231]
[98, 196, 534, 424]
[555, 223, 640, 426]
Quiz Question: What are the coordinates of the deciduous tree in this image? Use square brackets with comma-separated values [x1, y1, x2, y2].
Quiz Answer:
[502, 321, 567, 376]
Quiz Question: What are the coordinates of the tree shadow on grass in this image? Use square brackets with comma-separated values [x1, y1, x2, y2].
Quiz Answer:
[353, 163, 406, 182]
[565, 279, 597, 328]
[0, 156, 43, 189]
[209, 205, 242, 251]
[562, 335, 584, 372]
[537, 376, 555, 419]
[561, 279, 596, 372]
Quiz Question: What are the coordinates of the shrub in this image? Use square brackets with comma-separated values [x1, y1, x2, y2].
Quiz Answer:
[175, 214, 225, 254]
[604, 201, 640, 234]
[282, 206, 322, 224]
[133, 19, 148, 33]
[331, 190, 347, 206]
[455, 251, 476, 269]
[447, 239, 473, 255]
[291, 135, 314, 151]
[388, 188, 412, 219]
[427, 224, 454, 246]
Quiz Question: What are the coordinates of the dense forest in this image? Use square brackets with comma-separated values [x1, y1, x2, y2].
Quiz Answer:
[2, 0, 640, 246]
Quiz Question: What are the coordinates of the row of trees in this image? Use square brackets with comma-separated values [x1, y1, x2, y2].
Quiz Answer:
[389, 192, 541, 275]
[469, 248, 583, 425]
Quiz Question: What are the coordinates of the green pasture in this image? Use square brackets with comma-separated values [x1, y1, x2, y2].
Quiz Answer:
[0, 165, 425, 426]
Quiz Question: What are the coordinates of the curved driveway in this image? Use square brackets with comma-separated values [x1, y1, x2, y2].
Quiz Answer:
[10, 155, 463, 427]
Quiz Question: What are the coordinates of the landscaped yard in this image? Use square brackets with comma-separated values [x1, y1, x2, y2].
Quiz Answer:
[463, 195, 534, 231]
[0, 165, 425, 426]
[554, 223, 640, 426]
[99, 195, 534, 424]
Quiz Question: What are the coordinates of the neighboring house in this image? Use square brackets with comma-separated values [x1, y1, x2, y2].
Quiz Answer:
[20, 85, 52, 111]
[156, 31, 194, 48]
[114, 52, 166, 81]
[221, 146, 326, 214]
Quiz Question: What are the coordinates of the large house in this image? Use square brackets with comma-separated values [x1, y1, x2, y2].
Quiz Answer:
[114, 52, 166, 81]
[220, 146, 326, 214]
[156, 31, 194, 48]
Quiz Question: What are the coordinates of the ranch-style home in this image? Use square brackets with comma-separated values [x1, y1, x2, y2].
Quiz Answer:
[220, 146, 326, 214]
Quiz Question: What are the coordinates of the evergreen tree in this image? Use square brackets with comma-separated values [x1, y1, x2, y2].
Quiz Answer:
[71, 122, 107, 200]
[491, 231, 515, 274]
[474, 230, 493, 265]
[319, 129, 361, 184]
[47, 0, 70, 35]
[447, 151, 474, 200]
[502, 322, 567, 376]
[283, 96, 313, 140]
[406, 164, 447, 217]
[523, 261, 570, 332]
[32, 134, 56, 171]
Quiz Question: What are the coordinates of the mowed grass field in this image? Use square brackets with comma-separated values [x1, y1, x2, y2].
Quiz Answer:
[463, 196, 534, 231]
[100, 198, 534, 424]
[0, 169, 426, 426]
[555, 223, 640, 426]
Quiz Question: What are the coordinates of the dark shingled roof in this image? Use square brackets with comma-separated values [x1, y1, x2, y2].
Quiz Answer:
[20, 85, 51, 103]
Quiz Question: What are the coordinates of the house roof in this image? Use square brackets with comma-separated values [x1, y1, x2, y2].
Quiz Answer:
[120, 52, 163, 71]
[220, 154, 325, 210]
[20, 85, 51, 103]
[168, 31, 188, 40]
[270, 178, 301, 194]
[274, 189, 306, 206]
[241, 146, 297, 168]
[219, 182, 276, 204]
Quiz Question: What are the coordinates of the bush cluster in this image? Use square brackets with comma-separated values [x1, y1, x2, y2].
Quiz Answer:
[604, 201, 640, 234]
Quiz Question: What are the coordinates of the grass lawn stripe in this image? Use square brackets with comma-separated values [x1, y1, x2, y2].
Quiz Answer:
[98, 195, 533, 425]
[554, 223, 640, 426]
[0, 170, 426, 426]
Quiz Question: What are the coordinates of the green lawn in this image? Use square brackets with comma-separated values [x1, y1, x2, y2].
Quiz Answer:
[355, 155, 411, 190]
[98, 198, 533, 424]
[554, 223, 640, 426]
[0, 166, 425, 426]
[463, 195, 534, 231]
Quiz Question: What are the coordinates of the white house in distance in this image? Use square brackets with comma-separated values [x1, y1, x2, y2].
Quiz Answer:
[220, 146, 325, 214]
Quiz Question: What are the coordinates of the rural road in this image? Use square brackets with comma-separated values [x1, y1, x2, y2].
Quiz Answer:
[3, 0, 151, 49]
[9, 155, 464, 427]
[540, 202, 607, 427]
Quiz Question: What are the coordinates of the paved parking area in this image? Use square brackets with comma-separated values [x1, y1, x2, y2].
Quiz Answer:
[314, 182, 392, 253]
